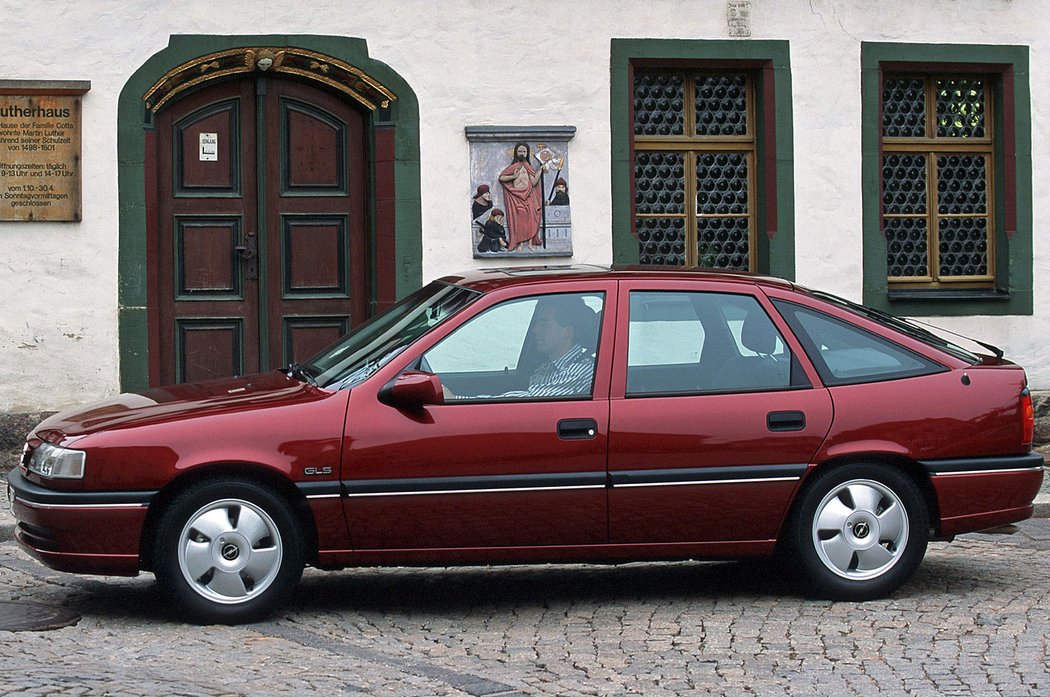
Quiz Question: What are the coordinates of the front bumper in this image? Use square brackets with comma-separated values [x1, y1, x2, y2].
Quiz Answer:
[6, 469, 157, 576]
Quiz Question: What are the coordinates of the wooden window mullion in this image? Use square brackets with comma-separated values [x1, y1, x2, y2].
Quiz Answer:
[685, 150, 696, 267]
[928, 151, 939, 281]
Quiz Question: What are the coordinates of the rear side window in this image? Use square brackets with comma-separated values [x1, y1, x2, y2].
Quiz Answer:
[774, 300, 945, 386]
[626, 291, 807, 396]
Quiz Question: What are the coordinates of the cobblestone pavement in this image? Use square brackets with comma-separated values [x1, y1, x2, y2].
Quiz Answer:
[0, 519, 1047, 696]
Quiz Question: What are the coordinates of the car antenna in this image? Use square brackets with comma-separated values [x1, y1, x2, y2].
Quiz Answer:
[906, 318, 1004, 360]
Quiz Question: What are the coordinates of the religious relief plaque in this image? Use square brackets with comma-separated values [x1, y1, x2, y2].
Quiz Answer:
[0, 81, 89, 221]
[465, 126, 576, 259]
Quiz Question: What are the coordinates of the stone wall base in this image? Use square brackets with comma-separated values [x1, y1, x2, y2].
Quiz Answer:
[1033, 390, 1050, 445]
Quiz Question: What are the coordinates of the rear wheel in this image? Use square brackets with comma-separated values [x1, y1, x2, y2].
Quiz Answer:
[788, 463, 928, 600]
[154, 479, 304, 624]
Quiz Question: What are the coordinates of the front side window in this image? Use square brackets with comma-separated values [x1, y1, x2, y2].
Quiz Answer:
[423, 292, 604, 401]
[633, 70, 756, 270]
[626, 291, 799, 395]
[882, 75, 993, 287]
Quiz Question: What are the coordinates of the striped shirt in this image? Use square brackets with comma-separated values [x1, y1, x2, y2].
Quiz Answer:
[506, 344, 595, 398]
[458, 343, 596, 400]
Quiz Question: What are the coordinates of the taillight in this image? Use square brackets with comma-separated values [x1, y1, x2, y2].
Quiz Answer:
[1021, 388, 1034, 447]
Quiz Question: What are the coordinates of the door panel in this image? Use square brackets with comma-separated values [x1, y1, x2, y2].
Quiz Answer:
[157, 81, 258, 385]
[345, 399, 610, 550]
[174, 101, 241, 193]
[283, 101, 347, 191]
[175, 217, 242, 298]
[265, 81, 368, 369]
[283, 316, 349, 365]
[176, 318, 244, 383]
[154, 77, 368, 385]
[609, 391, 832, 543]
[607, 281, 834, 544]
[342, 284, 618, 551]
[282, 216, 348, 296]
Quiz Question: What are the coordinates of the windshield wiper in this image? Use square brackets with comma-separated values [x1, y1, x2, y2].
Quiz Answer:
[286, 362, 318, 386]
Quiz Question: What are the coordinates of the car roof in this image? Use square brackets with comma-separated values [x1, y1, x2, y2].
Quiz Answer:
[440, 264, 798, 294]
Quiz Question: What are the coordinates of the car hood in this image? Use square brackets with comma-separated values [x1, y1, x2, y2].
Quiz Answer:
[35, 371, 333, 442]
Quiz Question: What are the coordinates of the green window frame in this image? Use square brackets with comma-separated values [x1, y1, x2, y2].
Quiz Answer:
[611, 39, 795, 279]
[862, 43, 1032, 316]
[632, 69, 758, 270]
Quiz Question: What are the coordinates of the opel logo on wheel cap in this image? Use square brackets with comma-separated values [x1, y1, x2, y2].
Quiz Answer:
[221, 543, 240, 561]
[853, 522, 871, 540]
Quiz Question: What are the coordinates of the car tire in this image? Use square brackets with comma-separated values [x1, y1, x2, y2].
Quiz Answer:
[154, 479, 305, 624]
[787, 463, 929, 600]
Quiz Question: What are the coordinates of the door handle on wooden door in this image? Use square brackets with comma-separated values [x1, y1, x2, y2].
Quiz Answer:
[234, 231, 258, 280]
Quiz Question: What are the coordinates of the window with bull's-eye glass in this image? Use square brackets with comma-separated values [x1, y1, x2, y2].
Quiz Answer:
[882, 76, 994, 288]
[633, 71, 756, 270]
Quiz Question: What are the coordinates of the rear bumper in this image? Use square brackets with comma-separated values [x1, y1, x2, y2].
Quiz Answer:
[6, 469, 154, 576]
[922, 452, 1045, 537]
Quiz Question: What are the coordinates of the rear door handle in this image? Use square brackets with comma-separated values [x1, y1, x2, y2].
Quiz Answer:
[767, 410, 806, 432]
[558, 418, 598, 440]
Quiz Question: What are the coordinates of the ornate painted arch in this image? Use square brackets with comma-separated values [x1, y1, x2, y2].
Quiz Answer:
[117, 35, 421, 391]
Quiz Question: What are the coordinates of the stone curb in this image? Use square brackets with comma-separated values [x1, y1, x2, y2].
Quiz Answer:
[2, 480, 13, 541]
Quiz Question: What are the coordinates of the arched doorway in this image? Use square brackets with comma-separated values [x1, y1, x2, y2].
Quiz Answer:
[118, 37, 421, 390]
[153, 74, 369, 384]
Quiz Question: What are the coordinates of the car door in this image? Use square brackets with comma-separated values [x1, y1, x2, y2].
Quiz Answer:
[607, 279, 834, 545]
[342, 282, 616, 553]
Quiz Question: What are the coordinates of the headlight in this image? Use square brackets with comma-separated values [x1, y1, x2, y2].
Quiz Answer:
[27, 442, 86, 480]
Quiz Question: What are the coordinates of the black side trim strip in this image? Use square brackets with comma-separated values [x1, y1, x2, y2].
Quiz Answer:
[295, 481, 344, 497]
[610, 464, 809, 487]
[345, 472, 607, 496]
[920, 452, 1045, 475]
[6, 469, 156, 507]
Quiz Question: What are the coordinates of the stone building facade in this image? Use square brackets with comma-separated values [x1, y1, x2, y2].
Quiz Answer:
[0, 0, 1047, 412]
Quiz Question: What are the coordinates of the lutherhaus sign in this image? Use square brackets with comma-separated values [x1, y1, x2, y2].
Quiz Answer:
[0, 80, 89, 222]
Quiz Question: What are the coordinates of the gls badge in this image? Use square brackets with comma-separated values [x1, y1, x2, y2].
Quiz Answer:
[303, 466, 333, 476]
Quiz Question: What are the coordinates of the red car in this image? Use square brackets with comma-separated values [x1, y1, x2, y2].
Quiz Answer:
[7, 267, 1043, 623]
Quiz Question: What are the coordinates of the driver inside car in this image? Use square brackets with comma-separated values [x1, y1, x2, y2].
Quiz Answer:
[443, 294, 598, 400]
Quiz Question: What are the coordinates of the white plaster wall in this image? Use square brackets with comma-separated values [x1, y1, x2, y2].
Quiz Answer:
[0, 0, 1047, 411]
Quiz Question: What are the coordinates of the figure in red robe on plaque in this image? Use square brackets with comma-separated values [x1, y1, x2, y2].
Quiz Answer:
[499, 142, 548, 251]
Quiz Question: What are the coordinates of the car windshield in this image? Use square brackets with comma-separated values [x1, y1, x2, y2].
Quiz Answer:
[807, 290, 984, 364]
[302, 281, 482, 390]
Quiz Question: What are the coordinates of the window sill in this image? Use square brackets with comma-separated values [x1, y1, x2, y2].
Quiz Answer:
[887, 288, 1010, 302]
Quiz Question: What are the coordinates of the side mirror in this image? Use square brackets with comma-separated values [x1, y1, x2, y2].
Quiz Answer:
[378, 370, 445, 410]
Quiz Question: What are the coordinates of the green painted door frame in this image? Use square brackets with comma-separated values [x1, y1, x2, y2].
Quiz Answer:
[118, 34, 422, 392]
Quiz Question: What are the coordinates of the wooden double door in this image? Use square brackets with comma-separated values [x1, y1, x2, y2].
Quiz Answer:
[153, 76, 368, 385]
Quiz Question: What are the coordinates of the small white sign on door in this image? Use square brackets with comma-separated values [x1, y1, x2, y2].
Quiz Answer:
[199, 133, 218, 162]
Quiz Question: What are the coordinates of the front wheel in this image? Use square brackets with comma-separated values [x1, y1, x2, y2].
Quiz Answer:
[154, 479, 305, 624]
[787, 463, 929, 600]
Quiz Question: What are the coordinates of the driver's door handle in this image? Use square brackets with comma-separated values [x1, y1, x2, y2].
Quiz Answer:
[558, 418, 598, 440]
